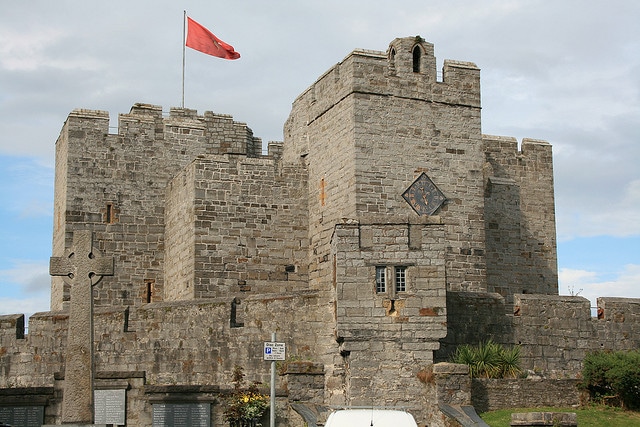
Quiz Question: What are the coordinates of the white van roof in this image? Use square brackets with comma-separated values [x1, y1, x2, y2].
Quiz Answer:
[325, 409, 418, 427]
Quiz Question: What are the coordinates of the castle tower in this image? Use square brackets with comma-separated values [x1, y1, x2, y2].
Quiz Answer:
[284, 36, 487, 405]
[285, 36, 486, 294]
[51, 104, 263, 310]
[0, 37, 564, 425]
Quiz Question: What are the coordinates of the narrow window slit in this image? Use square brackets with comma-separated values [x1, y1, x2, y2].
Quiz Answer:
[412, 46, 421, 73]
[106, 204, 113, 223]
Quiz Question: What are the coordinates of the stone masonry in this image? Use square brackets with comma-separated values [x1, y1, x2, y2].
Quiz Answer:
[1, 36, 639, 426]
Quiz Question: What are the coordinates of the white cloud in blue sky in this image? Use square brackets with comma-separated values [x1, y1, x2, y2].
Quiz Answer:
[0, 0, 638, 318]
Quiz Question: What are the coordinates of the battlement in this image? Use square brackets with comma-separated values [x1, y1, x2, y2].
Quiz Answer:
[439, 292, 640, 377]
[61, 103, 264, 157]
[483, 135, 553, 162]
[482, 134, 557, 299]
[284, 37, 480, 161]
[0, 314, 24, 341]
[51, 103, 272, 310]
[290, 35, 481, 110]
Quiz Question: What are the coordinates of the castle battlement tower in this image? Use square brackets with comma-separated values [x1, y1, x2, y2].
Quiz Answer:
[0, 37, 573, 427]
[285, 36, 485, 299]
[51, 104, 267, 310]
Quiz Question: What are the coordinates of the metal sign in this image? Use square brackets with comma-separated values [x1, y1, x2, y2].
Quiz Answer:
[263, 341, 286, 361]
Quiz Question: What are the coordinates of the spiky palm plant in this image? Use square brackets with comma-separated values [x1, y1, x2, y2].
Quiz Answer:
[498, 344, 522, 378]
[450, 340, 522, 379]
[473, 340, 502, 378]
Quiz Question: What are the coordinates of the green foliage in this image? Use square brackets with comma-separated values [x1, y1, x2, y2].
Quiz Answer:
[498, 345, 522, 379]
[581, 350, 640, 410]
[224, 365, 270, 426]
[480, 405, 640, 427]
[450, 340, 521, 379]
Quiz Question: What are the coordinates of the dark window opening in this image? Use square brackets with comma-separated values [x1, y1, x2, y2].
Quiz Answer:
[389, 47, 397, 72]
[412, 45, 421, 72]
[231, 297, 244, 328]
[105, 204, 113, 223]
[389, 299, 397, 315]
[145, 280, 154, 303]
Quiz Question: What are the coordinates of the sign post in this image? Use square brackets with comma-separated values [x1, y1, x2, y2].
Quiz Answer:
[264, 333, 285, 427]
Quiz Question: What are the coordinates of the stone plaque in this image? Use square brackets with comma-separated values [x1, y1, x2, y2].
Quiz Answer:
[0, 405, 44, 427]
[152, 403, 210, 427]
[94, 389, 126, 425]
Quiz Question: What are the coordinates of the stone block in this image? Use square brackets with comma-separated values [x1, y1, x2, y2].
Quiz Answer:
[510, 412, 577, 426]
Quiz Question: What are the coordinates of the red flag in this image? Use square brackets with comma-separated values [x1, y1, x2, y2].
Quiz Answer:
[185, 17, 240, 60]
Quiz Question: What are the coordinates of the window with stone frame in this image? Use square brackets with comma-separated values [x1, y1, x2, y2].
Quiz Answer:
[395, 266, 407, 292]
[375, 265, 408, 296]
[375, 266, 387, 293]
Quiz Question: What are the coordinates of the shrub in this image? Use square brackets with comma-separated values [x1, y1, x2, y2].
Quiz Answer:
[450, 340, 521, 378]
[224, 365, 270, 426]
[581, 350, 640, 410]
[498, 344, 522, 379]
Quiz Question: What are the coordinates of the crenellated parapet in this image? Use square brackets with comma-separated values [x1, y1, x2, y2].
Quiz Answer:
[483, 135, 557, 299]
[284, 36, 480, 162]
[51, 103, 274, 310]
[118, 103, 262, 157]
[438, 292, 640, 378]
[4, 36, 636, 426]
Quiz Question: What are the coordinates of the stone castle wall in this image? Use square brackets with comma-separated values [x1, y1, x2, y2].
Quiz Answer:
[164, 155, 309, 300]
[437, 292, 640, 377]
[281, 37, 489, 412]
[483, 136, 558, 300]
[471, 378, 581, 412]
[1, 291, 334, 425]
[285, 38, 488, 296]
[51, 105, 264, 310]
[2, 36, 639, 426]
[330, 218, 448, 407]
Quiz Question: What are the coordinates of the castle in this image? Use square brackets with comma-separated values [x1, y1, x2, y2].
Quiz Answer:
[1, 36, 639, 427]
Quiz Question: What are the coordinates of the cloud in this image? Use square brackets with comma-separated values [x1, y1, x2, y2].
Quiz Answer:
[0, 259, 51, 323]
[0, 260, 51, 295]
[0, 157, 54, 219]
[0, 27, 102, 72]
[559, 264, 640, 309]
[556, 178, 640, 240]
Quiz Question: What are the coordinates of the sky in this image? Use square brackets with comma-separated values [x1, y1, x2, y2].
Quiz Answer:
[1, 0, 639, 321]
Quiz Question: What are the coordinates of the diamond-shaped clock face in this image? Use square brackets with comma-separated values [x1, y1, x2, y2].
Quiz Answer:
[402, 173, 446, 216]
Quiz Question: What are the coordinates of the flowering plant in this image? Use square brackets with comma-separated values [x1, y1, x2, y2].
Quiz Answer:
[224, 366, 269, 427]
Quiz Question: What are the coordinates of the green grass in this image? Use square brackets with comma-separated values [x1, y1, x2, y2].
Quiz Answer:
[479, 405, 640, 427]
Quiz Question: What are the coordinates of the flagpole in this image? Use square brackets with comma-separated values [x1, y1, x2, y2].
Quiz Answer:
[182, 10, 186, 108]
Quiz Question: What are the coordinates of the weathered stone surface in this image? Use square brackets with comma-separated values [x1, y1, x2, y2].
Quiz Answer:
[1, 36, 640, 427]
[50, 231, 114, 424]
[511, 412, 577, 426]
[471, 379, 581, 413]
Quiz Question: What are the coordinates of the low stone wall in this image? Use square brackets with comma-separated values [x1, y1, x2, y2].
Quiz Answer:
[471, 378, 581, 413]
[438, 292, 640, 378]
[511, 412, 577, 426]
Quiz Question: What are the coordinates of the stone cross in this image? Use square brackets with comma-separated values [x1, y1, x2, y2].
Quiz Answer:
[50, 230, 114, 425]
